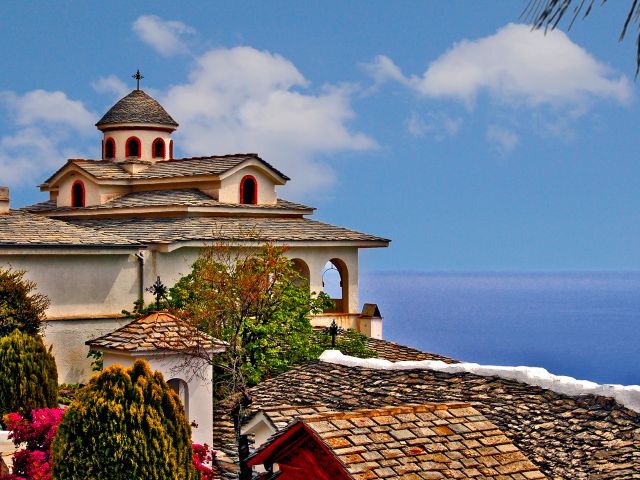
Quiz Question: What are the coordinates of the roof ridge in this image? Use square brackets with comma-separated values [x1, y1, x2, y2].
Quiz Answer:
[156, 153, 260, 163]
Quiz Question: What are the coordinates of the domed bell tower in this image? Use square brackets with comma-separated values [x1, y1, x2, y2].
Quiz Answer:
[95, 70, 178, 174]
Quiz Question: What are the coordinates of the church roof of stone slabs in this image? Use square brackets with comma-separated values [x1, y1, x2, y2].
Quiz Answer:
[246, 361, 639, 479]
[67, 216, 390, 245]
[86, 311, 226, 353]
[25, 190, 313, 215]
[41, 153, 289, 186]
[0, 210, 140, 248]
[95, 89, 178, 128]
[365, 337, 457, 363]
[249, 403, 546, 480]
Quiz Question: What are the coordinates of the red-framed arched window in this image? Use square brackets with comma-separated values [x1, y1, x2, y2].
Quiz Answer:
[71, 180, 85, 208]
[240, 175, 258, 204]
[169, 140, 174, 160]
[152, 138, 165, 159]
[125, 136, 141, 157]
[104, 137, 116, 159]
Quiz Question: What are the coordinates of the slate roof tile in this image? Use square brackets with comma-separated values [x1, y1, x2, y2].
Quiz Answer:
[24, 189, 312, 213]
[96, 89, 178, 127]
[66, 215, 389, 244]
[245, 361, 640, 479]
[86, 311, 226, 352]
[0, 211, 139, 248]
[42, 154, 289, 185]
[251, 404, 546, 480]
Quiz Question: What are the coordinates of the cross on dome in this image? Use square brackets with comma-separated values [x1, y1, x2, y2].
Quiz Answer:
[132, 69, 144, 90]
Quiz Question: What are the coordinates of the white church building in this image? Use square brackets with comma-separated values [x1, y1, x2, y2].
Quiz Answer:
[0, 86, 390, 390]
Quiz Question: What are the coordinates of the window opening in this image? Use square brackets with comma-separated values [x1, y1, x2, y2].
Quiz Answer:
[240, 176, 257, 204]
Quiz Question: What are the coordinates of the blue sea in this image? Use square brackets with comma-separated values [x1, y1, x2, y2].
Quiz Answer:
[360, 272, 640, 386]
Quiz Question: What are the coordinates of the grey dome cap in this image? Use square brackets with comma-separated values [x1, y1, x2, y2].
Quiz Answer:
[96, 90, 178, 128]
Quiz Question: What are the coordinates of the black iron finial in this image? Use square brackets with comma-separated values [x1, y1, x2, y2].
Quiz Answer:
[145, 276, 168, 310]
[132, 69, 144, 90]
[326, 319, 344, 349]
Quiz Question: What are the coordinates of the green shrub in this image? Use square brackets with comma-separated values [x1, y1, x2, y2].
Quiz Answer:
[0, 267, 49, 337]
[51, 360, 199, 480]
[0, 330, 58, 418]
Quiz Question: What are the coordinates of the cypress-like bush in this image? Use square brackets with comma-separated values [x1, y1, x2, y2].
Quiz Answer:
[51, 360, 199, 480]
[0, 330, 58, 418]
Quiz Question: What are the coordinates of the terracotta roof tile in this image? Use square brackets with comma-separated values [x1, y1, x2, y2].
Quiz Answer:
[0, 210, 140, 248]
[86, 311, 226, 352]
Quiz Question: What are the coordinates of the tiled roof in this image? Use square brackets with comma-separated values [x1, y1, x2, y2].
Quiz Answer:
[66, 216, 390, 245]
[246, 361, 639, 479]
[0, 211, 139, 248]
[366, 337, 457, 363]
[96, 89, 178, 127]
[42, 154, 289, 185]
[24, 190, 313, 213]
[251, 403, 546, 480]
[86, 311, 226, 353]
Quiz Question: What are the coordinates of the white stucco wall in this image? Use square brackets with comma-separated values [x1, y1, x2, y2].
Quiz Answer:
[218, 166, 278, 205]
[0, 243, 363, 383]
[56, 174, 129, 207]
[1, 253, 140, 319]
[103, 129, 173, 162]
[102, 350, 213, 446]
[44, 317, 131, 384]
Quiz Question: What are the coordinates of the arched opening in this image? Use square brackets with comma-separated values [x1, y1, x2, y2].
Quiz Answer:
[322, 259, 348, 313]
[71, 180, 85, 208]
[126, 136, 141, 158]
[169, 140, 174, 160]
[104, 138, 115, 159]
[240, 175, 258, 204]
[291, 258, 311, 290]
[152, 138, 165, 159]
[167, 378, 189, 417]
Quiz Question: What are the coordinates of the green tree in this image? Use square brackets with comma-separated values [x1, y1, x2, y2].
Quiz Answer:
[524, 1, 640, 74]
[0, 266, 49, 337]
[51, 360, 199, 480]
[169, 243, 374, 400]
[0, 329, 58, 418]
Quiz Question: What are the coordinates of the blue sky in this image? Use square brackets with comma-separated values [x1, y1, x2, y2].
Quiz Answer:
[1, 1, 639, 272]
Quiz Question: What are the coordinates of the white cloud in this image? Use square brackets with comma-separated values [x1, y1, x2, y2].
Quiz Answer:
[91, 75, 129, 98]
[162, 46, 376, 195]
[486, 125, 519, 155]
[0, 91, 96, 188]
[132, 15, 195, 57]
[366, 23, 631, 106]
[407, 111, 462, 140]
[0, 90, 96, 133]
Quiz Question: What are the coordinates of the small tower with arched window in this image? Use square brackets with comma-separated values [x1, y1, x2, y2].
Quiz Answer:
[96, 86, 178, 173]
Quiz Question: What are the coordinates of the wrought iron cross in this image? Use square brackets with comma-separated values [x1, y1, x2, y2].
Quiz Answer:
[132, 69, 144, 90]
[146, 276, 168, 310]
[326, 319, 344, 349]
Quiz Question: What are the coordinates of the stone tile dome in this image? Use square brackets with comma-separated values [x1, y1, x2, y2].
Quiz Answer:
[96, 89, 178, 129]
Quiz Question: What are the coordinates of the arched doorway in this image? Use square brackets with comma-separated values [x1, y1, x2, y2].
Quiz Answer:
[167, 378, 189, 417]
[322, 259, 348, 313]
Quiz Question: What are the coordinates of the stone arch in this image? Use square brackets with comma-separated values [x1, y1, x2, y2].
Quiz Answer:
[291, 258, 311, 290]
[322, 258, 349, 313]
[167, 378, 189, 418]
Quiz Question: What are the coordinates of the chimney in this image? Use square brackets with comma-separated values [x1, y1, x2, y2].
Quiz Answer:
[0, 187, 9, 214]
